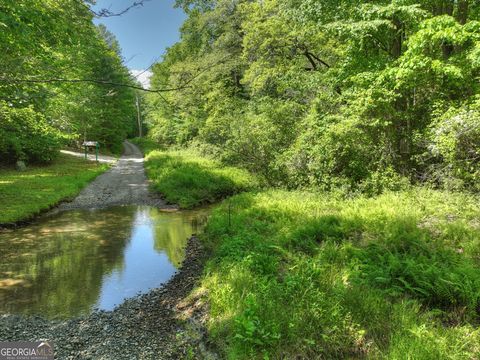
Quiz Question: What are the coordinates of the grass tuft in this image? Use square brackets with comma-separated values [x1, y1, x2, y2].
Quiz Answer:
[144, 149, 258, 208]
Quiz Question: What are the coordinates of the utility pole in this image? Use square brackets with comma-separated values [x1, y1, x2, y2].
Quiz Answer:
[136, 93, 142, 138]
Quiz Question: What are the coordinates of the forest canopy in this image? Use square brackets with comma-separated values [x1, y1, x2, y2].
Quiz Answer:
[0, 0, 139, 163]
[146, 0, 480, 193]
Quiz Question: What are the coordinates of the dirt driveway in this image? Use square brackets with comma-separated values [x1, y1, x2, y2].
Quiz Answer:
[60, 141, 167, 210]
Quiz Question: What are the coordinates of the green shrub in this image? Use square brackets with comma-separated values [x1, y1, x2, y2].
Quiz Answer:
[428, 98, 480, 190]
[0, 102, 61, 163]
[356, 242, 480, 312]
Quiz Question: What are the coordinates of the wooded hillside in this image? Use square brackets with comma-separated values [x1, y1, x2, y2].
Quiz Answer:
[0, 0, 138, 163]
[146, 0, 480, 193]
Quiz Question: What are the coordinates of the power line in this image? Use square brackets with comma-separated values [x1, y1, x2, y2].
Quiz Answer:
[0, 78, 190, 93]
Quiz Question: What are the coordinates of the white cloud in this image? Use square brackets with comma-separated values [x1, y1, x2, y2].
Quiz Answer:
[130, 69, 153, 89]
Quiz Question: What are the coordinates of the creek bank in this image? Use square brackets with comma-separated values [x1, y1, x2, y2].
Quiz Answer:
[0, 237, 216, 360]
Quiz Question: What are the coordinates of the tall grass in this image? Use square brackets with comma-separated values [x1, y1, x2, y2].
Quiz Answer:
[144, 150, 258, 208]
[198, 189, 480, 359]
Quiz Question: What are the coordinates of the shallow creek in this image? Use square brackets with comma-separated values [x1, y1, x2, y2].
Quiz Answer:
[0, 206, 209, 319]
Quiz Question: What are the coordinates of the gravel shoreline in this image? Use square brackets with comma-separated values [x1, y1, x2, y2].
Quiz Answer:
[0, 236, 216, 359]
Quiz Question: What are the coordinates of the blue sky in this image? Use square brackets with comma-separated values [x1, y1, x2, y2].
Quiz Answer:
[92, 0, 186, 76]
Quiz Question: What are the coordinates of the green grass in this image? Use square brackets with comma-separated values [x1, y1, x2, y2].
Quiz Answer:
[197, 188, 480, 359]
[0, 154, 108, 224]
[129, 137, 162, 155]
[144, 149, 258, 208]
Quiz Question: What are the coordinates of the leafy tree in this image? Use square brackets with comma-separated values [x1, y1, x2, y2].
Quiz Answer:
[0, 0, 138, 163]
[0, 102, 61, 163]
[145, 0, 480, 191]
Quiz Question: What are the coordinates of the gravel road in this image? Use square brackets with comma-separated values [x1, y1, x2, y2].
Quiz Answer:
[0, 141, 215, 359]
[59, 141, 168, 210]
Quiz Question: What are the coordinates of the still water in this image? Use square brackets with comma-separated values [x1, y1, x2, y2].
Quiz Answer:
[0, 206, 209, 319]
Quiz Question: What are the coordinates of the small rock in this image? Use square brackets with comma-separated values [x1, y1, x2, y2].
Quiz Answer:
[16, 160, 27, 171]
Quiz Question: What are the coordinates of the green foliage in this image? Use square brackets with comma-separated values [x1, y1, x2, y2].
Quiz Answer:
[428, 97, 480, 190]
[199, 188, 480, 358]
[145, 0, 480, 192]
[144, 150, 258, 208]
[0, 102, 61, 163]
[0, 1, 137, 162]
[0, 153, 108, 224]
[138, 2, 480, 356]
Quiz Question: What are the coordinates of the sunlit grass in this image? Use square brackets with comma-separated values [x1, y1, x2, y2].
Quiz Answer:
[144, 149, 259, 208]
[199, 188, 480, 359]
[0, 154, 108, 224]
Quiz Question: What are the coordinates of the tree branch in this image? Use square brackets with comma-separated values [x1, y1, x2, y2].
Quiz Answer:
[368, 33, 390, 54]
[308, 52, 331, 68]
[304, 51, 317, 71]
[0, 55, 231, 94]
[90, 0, 151, 18]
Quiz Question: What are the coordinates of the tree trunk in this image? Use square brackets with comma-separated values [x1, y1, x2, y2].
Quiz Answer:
[391, 17, 404, 59]
[457, 0, 469, 24]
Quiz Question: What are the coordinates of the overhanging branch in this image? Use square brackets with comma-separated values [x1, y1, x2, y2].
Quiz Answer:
[0, 54, 232, 94]
[90, 1, 151, 18]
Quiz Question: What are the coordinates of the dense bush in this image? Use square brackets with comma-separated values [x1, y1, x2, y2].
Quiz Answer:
[428, 98, 480, 190]
[0, 102, 61, 163]
[145, 0, 480, 192]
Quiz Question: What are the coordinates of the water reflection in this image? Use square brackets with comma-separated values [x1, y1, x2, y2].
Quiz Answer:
[0, 206, 209, 318]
